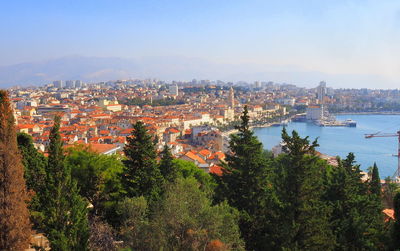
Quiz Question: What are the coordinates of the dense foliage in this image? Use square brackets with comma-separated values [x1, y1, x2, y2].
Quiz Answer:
[214, 106, 279, 250]
[17, 132, 47, 227]
[39, 116, 89, 250]
[122, 121, 164, 205]
[66, 145, 124, 216]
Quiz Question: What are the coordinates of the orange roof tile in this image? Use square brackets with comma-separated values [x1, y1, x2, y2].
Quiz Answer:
[184, 151, 206, 164]
[209, 165, 223, 176]
[198, 149, 211, 157]
[383, 208, 394, 221]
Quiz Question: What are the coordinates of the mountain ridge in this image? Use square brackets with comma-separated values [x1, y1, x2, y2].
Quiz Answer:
[0, 55, 394, 88]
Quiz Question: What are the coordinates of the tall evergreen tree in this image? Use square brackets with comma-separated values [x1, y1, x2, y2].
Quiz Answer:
[273, 128, 334, 250]
[40, 116, 89, 250]
[17, 132, 47, 226]
[122, 121, 164, 203]
[214, 106, 279, 250]
[159, 144, 178, 183]
[370, 162, 381, 196]
[0, 90, 31, 250]
[368, 162, 385, 247]
[326, 153, 384, 249]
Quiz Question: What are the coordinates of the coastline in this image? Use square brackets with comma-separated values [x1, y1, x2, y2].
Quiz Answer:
[222, 123, 275, 136]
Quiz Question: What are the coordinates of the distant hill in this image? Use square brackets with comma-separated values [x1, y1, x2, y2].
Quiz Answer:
[0, 55, 394, 88]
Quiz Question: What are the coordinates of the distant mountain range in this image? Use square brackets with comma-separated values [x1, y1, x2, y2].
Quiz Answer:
[0, 55, 395, 88]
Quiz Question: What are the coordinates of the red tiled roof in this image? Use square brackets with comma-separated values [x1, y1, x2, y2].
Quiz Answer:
[183, 151, 206, 164]
[209, 165, 223, 176]
[383, 208, 394, 221]
[198, 149, 211, 157]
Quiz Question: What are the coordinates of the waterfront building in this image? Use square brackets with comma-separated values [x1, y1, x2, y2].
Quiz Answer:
[306, 104, 323, 120]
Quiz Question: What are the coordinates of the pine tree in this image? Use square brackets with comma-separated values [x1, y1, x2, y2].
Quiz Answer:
[123, 121, 164, 203]
[40, 116, 89, 250]
[159, 144, 178, 183]
[0, 90, 31, 250]
[273, 128, 334, 250]
[326, 154, 383, 249]
[214, 106, 279, 250]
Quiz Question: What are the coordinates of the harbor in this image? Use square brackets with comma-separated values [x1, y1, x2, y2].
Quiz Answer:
[291, 112, 357, 127]
[253, 114, 400, 178]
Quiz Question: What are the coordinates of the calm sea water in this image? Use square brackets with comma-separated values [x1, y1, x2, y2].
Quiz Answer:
[253, 115, 400, 178]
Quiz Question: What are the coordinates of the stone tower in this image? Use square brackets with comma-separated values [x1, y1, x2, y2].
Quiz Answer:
[228, 86, 234, 108]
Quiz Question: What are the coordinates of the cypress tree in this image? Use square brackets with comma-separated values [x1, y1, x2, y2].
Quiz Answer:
[370, 162, 381, 196]
[214, 106, 279, 250]
[41, 116, 89, 250]
[368, 162, 385, 247]
[159, 144, 178, 183]
[123, 121, 164, 203]
[0, 90, 31, 250]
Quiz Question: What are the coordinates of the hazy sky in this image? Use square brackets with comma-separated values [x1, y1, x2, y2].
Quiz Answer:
[1, 0, 400, 87]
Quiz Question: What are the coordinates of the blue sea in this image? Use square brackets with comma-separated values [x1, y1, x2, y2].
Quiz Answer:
[253, 115, 400, 178]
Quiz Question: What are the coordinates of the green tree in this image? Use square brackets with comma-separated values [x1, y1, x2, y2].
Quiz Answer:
[117, 196, 149, 250]
[214, 106, 279, 250]
[370, 162, 381, 196]
[0, 90, 31, 250]
[122, 121, 164, 203]
[273, 128, 334, 250]
[120, 178, 244, 251]
[159, 145, 178, 183]
[17, 132, 47, 194]
[367, 162, 385, 248]
[40, 116, 89, 250]
[326, 153, 384, 250]
[65, 145, 124, 216]
[174, 159, 215, 193]
[17, 132, 47, 227]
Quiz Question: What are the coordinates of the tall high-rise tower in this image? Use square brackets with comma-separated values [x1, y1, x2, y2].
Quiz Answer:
[169, 83, 179, 96]
[228, 86, 234, 108]
[317, 81, 326, 104]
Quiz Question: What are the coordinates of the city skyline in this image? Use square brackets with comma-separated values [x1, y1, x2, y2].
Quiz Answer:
[1, 0, 400, 88]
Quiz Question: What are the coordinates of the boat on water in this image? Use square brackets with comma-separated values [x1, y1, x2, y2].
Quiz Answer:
[345, 119, 357, 127]
[271, 119, 289, 127]
[316, 118, 357, 127]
